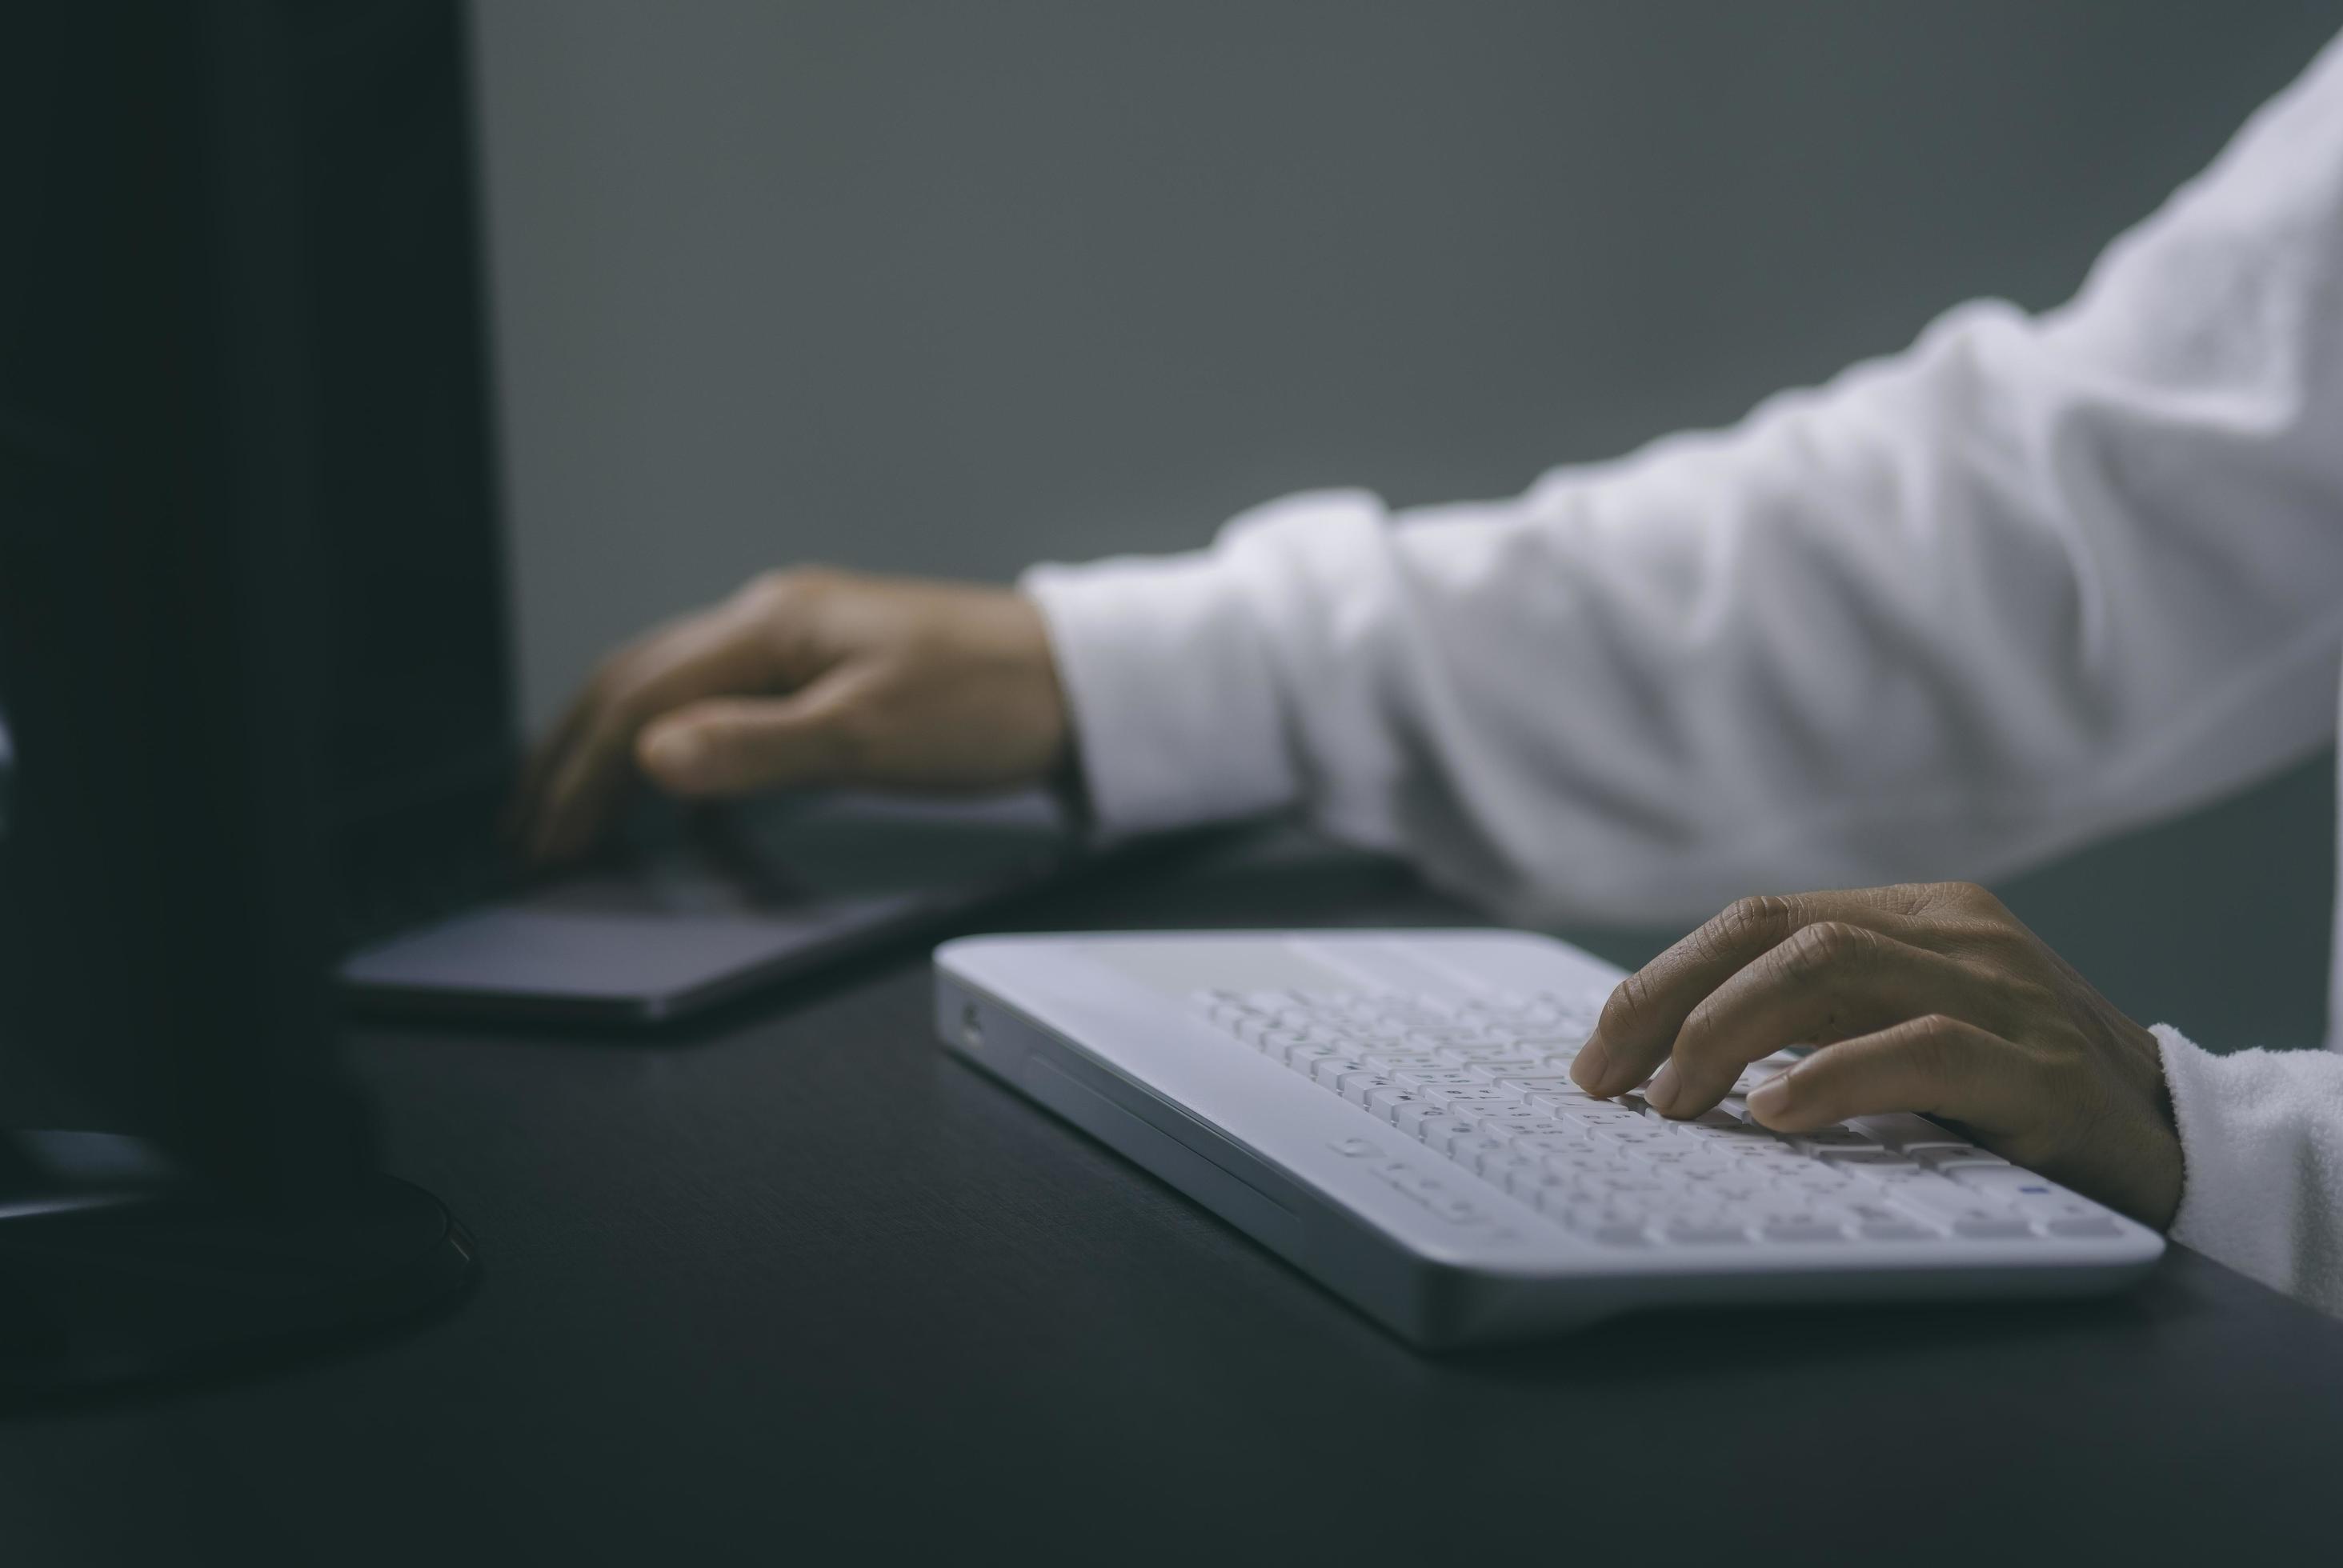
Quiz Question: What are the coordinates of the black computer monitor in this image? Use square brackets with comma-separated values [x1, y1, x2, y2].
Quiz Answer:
[0, 0, 483, 1385]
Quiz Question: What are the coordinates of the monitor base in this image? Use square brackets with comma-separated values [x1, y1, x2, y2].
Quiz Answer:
[0, 1150, 475, 1390]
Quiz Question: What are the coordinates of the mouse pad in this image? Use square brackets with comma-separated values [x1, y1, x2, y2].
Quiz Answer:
[338, 790, 1083, 1025]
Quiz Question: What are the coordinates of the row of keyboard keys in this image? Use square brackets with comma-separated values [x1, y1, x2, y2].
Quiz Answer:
[1199, 987, 2122, 1249]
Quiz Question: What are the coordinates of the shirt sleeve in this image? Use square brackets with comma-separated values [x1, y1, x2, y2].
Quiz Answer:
[1023, 30, 2343, 928]
[2157, 1026, 2343, 1315]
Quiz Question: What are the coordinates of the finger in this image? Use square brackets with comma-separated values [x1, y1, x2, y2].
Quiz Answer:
[1648, 924, 2003, 1118]
[1574, 887, 1943, 1097]
[529, 603, 799, 863]
[637, 689, 862, 797]
[1743, 1014, 2032, 1135]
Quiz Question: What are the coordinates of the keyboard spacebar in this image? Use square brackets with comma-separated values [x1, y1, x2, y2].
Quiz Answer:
[1018, 1054, 1305, 1254]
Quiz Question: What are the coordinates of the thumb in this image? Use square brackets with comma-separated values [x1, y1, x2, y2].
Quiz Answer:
[636, 693, 856, 796]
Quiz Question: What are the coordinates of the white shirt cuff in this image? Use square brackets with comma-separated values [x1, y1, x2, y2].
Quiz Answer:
[1021, 550, 1300, 833]
[2155, 1022, 2343, 1314]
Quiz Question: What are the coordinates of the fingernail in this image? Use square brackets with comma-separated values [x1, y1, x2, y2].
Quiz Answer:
[1747, 1070, 1792, 1121]
[1572, 1035, 1612, 1093]
[1646, 1061, 1680, 1114]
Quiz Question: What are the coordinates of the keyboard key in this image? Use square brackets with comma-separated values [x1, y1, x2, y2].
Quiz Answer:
[1846, 1113, 1949, 1150]
[1495, 1073, 1581, 1091]
[1952, 1218, 2037, 1239]
[1507, 1038, 1587, 1056]
[1590, 1126, 1677, 1148]
[2048, 1218, 2123, 1238]
[1416, 1117, 1481, 1154]
[1812, 1149, 1916, 1168]
[1893, 1186, 2016, 1228]
[1944, 1166, 2058, 1196]
[1510, 1133, 1589, 1157]
[1912, 1143, 2005, 1167]
[1480, 1155, 1544, 1190]
[1699, 1121, 1780, 1142]
[1760, 1221, 1847, 1244]
[1361, 1050, 1445, 1073]
[1392, 1099, 1440, 1136]
[1452, 1135, 1513, 1170]
[1477, 1109, 1571, 1135]
[1439, 1086, 1524, 1106]
[1392, 1070, 1481, 1090]
[1744, 1190, 1825, 1217]
[1561, 1105, 1647, 1126]
[1663, 1220, 1751, 1244]
[1508, 1168, 1572, 1202]
[1340, 1073, 1394, 1106]
[1449, 1050, 1545, 1070]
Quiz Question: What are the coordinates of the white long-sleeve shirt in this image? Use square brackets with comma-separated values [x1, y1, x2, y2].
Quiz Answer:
[1024, 33, 2343, 1314]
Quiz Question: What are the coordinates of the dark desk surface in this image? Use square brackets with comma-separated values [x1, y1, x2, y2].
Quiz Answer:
[6, 831, 2341, 1565]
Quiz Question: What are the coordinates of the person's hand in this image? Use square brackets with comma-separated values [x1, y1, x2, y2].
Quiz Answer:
[514, 568, 1071, 864]
[1568, 882, 2182, 1226]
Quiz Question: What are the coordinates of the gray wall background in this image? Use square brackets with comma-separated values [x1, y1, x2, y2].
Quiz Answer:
[469, 1, 2343, 1045]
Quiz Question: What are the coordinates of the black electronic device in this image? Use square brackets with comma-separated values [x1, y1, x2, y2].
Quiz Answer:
[0, 0, 476, 1386]
[342, 786, 1100, 1025]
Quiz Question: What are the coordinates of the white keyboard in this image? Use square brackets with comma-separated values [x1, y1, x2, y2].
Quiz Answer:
[1196, 985, 2125, 1250]
[935, 930, 2163, 1344]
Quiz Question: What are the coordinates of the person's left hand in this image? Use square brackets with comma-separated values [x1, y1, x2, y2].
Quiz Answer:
[1568, 882, 2183, 1227]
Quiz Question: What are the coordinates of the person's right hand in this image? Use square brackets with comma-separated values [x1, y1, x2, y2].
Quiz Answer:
[513, 567, 1071, 865]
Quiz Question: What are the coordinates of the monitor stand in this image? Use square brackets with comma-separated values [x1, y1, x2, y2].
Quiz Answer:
[0, 1132, 474, 1390]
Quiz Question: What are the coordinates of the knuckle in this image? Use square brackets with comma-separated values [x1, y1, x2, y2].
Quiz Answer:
[1958, 919, 2034, 970]
[1783, 920, 1871, 978]
[1599, 971, 1656, 1039]
[745, 565, 835, 611]
[1901, 1013, 1968, 1078]
[1883, 882, 1936, 914]
[1710, 894, 1793, 955]
[1674, 998, 1720, 1058]
[1941, 880, 2005, 918]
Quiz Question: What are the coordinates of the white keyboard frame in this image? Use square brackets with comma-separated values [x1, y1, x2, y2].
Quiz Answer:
[935, 930, 2166, 1346]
